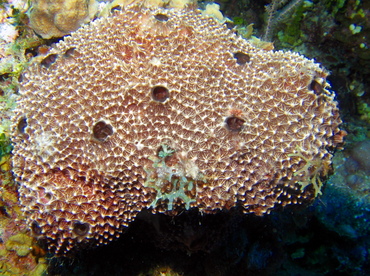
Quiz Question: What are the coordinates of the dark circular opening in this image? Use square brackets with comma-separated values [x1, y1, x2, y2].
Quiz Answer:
[17, 117, 27, 134]
[45, 192, 52, 201]
[233, 52, 250, 65]
[31, 221, 42, 236]
[154, 13, 169, 22]
[152, 86, 169, 102]
[309, 79, 323, 95]
[93, 121, 113, 141]
[72, 221, 90, 236]
[18, 73, 24, 83]
[64, 47, 76, 58]
[40, 54, 58, 68]
[111, 5, 122, 13]
[225, 117, 245, 132]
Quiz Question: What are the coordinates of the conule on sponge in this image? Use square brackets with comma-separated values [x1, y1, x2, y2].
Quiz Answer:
[11, 4, 344, 255]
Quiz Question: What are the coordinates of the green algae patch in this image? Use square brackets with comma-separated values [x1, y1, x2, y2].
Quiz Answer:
[0, 248, 7, 257]
[5, 233, 33, 257]
[145, 145, 205, 210]
[29, 260, 48, 276]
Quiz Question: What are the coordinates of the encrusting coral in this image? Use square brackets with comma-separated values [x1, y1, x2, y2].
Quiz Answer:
[28, 0, 97, 39]
[11, 2, 344, 255]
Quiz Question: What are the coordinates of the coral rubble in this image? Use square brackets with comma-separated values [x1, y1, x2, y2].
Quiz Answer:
[11, 3, 343, 255]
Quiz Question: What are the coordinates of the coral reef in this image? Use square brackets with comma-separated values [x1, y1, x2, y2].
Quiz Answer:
[263, 0, 304, 42]
[1, 0, 368, 275]
[11, 2, 344, 255]
[0, 160, 47, 276]
[308, 137, 370, 274]
[315, 138, 370, 239]
[260, 0, 370, 129]
[28, 0, 97, 39]
[0, 0, 46, 129]
[222, 1, 370, 126]
[0, 3, 52, 274]
[0, 0, 32, 77]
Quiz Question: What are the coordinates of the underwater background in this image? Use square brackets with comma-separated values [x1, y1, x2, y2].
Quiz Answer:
[0, 0, 369, 275]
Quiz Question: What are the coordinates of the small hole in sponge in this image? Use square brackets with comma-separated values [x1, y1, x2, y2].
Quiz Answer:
[18, 74, 24, 83]
[154, 14, 169, 22]
[233, 52, 250, 65]
[225, 117, 245, 132]
[309, 79, 323, 95]
[31, 221, 42, 236]
[152, 86, 170, 102]
[72, 221, 90, 236]
[93, 121, 113, 141]
[17, 117, 27, 134]
[64, 47, 76, 58]
[40, 54, 58, 68]
[111, 5, 122, 13]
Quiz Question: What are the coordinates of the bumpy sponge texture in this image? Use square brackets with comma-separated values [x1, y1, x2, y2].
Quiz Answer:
[12, 5, 343, 254]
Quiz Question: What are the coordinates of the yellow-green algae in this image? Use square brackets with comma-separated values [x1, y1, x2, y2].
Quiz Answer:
[5, 233, 33, 257]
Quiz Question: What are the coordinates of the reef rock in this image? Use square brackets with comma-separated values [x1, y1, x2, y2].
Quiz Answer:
[12, 4, 344, 254]
[29, 0, 97, 39]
